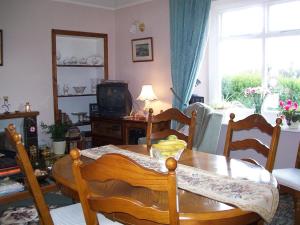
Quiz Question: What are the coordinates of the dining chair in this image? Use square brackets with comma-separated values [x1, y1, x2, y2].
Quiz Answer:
[5, 124, 119, 225]
[70, 148, 179, 225]
[146, 107, 196, 151]
[223, 113, 282, 172]
[273, 143, 300, 225]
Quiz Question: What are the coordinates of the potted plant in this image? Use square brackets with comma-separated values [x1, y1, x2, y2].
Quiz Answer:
[41, 122, 69, 155]
[279, 99, 300, 129]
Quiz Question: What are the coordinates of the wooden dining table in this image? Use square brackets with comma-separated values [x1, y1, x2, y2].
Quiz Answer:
[52, 145, 277, 225]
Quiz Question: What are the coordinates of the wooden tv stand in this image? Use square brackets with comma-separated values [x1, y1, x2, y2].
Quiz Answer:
[91, 116, 170, 146]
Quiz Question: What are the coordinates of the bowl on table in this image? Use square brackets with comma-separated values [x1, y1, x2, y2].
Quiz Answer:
[73, 86, 86, 95]
[150, 136, 187, 171]
[151, 145, 185, 162]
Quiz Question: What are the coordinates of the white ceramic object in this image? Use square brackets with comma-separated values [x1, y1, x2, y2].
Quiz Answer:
[79, 57, 87, 64]
[53, 141, 66, 155]
[87, 55, 103, 65]
[286, 120, 300, 129]
[70, 56, 77, 64]
[63, 57, 71, 65]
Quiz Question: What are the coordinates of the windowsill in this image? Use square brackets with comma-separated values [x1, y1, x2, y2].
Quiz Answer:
[215, 107, 300, 133]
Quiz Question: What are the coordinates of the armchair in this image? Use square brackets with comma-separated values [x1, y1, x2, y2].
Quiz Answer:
[179, 103, 223, 154]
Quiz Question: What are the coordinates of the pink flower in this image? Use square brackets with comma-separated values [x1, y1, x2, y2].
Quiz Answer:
[284, 105, 291, 111]
[251, 88, 256, 94]
[287, 99, 292, 105]
[279, 100, 284, 108]
[294, 102, 298, 110]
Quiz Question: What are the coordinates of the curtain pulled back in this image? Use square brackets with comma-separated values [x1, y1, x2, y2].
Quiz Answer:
[170, 0, 211, 111]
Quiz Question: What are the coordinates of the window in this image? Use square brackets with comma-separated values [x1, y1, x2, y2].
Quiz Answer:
[209, 0, 300, 111]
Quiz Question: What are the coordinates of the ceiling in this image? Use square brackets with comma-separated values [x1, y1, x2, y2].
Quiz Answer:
[52, 0, 152, 10]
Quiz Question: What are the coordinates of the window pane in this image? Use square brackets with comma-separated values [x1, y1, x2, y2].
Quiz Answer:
[266, 36, 300, 102]
[221, 6, 263, 36]
[269, 1, 300, 32]
[220, 39, 262, 76]
[220, 39, 262, 106]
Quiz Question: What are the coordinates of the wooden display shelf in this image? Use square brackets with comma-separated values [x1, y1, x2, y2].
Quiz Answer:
[57, 64, 104, 67]
[0, 111, 39, 120]
[52, 29, 108, 122]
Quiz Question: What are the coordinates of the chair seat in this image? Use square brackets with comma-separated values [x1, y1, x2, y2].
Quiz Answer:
[50, 203, 123, 225]
[273, 168, 300, 191]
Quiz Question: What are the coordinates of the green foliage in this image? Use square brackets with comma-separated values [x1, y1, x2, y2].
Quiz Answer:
[222, 72, 262, 107]
[41, 122, 69, 142]
[277, 76, 300, 103]
[222, 71, 300, 108]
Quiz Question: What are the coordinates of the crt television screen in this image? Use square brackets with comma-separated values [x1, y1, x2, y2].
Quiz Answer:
[97, 82, 132, 117]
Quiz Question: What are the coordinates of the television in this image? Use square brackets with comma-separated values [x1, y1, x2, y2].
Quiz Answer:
[96, 81, 132, 118]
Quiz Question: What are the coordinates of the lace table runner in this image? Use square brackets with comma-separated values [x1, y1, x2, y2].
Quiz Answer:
[81, 145, 279, 223]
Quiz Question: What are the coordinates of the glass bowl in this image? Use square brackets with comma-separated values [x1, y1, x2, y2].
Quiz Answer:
[150, 146, 184, 161]
[150, 146, 184, 172]
[73, 86, 86, 95]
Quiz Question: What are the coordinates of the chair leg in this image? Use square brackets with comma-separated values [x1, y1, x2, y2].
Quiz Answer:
[294, 191, 300, 225]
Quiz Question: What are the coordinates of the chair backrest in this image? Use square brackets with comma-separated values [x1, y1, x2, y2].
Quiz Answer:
[146, 108, 196, 150]
[223, 113, 282, 172]
[5, 124, 54, 225]
[70, 148, 179, 225]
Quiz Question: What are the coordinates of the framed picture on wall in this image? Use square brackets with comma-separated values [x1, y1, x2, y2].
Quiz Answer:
[131, 37, 153, 62]
[0, 30, 2, 66]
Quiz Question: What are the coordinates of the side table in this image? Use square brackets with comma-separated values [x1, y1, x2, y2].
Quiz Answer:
[122, 117, 170, 144]
[91, 116, 170, 146]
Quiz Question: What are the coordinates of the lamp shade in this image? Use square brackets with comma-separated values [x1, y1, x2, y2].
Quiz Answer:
[137, 85, 158, 101]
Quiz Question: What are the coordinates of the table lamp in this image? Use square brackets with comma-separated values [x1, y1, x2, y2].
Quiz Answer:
[137, 85, 158, 116]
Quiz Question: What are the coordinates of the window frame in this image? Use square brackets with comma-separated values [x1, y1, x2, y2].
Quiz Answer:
[208, 0, 300, 105]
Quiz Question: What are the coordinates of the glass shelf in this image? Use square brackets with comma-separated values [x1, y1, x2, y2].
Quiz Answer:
[72, 121, 91, 126]
[58, 94, 96, 98]
[57, 64, 104, 67]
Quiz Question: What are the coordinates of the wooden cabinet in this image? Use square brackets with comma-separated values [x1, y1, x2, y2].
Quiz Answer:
[91, 116, 170, 146]
[0, 111, 58, 204]
[91, 117, 124, 146]
[51, 29, 108, 130]
[0, 111, 39, 153]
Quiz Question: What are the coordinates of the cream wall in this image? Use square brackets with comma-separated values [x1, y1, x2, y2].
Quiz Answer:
[115, 0, 173, 114]
[0, 0, 116, 143]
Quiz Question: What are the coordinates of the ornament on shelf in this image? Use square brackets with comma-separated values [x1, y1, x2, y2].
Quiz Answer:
[1, 96, 10, 113]
[25, 102, 31, 112]
[63, 84, 69, 95]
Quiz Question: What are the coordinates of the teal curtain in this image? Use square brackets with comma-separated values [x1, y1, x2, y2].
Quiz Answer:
[170, 0, 211, 111]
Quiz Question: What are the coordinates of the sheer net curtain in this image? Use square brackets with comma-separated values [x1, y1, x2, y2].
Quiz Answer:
[169, 0, 211, 111]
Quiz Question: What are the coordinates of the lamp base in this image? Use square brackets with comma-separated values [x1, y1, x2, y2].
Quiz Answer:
[142, 108, 149, 119]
